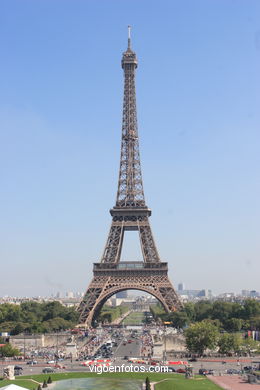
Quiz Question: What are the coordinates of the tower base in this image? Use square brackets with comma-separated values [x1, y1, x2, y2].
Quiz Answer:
[78, 262, 182, 326]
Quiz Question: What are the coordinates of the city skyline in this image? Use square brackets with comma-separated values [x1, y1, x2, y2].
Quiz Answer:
[0, 0, 259, 297]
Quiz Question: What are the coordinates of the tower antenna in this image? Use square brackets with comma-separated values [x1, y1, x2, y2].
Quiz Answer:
[128, 25, 131, 49]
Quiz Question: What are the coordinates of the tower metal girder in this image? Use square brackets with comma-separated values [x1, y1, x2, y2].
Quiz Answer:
[78, 28, 182, 326]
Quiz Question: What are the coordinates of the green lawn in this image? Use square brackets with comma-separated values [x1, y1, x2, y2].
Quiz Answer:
[155, 377, 222, 390]
[0, 372, 223, 390]
[122, 311, 145, 325]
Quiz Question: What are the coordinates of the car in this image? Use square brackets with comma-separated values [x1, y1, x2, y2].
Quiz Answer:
[14, 366, 23, 370]
[199, 368, 208, 375]
[188, 358, 197, 362]
[14, 370, 23, 376]
[167, 367, 176, 372]
[26, 360, 37, 365]
[176, 368, 186, 373]
[42, 367, 55, 373]
[123, 356, 129, 360]
[54, 364, 66, 369]
[47, 360, 55, 364]
[208, 369, 215, 375]
[243, 366, 253, 372]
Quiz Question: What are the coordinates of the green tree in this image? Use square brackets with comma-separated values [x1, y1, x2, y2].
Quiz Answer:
[47, 376, 52, 384]
[243, 300, 260, 319]
[194, 301, 212, 321]
[185, 320, 219, 355]
[11, 322, 25, 335]
[249, 316, 260, 330]
[224, 318, 242, 332]
[240, 338, 260, 355]
[184, 303, 195, 322]
[145, 376, 151, 390]
[0, 343, 20, 357]
[166, 311, 189, 329]
[211, 301, 233, 323]
[218, 333, 241, 355]
[231, 303, 244, 319]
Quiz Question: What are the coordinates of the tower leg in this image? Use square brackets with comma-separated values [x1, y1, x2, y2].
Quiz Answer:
[78, 272, 182, 326]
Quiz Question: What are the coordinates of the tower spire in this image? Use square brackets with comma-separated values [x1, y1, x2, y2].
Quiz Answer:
[118, 25, 141, 207]
[128, 25, 131, 50]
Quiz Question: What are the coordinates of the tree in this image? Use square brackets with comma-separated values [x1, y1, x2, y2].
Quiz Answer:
[42, 380, 48, 388]
[184, 303, 195, 322]
[240, 338, 260, 355]
[11, 322, 25, 335]
[194, 301, 212, 321]
[218, 333, 241, 355]
[243, 300, 260, 319]
[145, 376, 151, 390]
[224, 318, 242, 332]
[0, 301, 79, 334]
[47, 376, 52, 384]
[185, 320, 219, 355]
[249, 316, 260, 330]
[166, 311, 189, 329]
[0, 343, 20, 357]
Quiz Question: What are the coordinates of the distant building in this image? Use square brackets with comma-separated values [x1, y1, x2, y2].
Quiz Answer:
[66, 291, 74, 298]
[76, 291, 84, 298]
[178, 282, 185, 292]
[250, 290, 259, 298]
[197, 289, 212, 298]
[241, 290, 250, 297]
[178, 288, 213, 301]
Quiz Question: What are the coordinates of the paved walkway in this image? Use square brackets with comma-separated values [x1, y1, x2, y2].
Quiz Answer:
[208, 375, 260, 390]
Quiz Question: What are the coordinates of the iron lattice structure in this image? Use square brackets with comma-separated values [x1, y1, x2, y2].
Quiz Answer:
[78, 29, 182, 326]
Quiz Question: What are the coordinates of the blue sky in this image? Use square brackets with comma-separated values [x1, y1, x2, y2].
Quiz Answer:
[0, 0, 259, 297]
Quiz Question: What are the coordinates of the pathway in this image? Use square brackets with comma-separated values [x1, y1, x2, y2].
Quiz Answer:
[208, 375, 260, 390]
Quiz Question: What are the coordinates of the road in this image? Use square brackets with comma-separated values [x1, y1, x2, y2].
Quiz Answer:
[3, 324, 260, 379]
[113, 332, 141, 359]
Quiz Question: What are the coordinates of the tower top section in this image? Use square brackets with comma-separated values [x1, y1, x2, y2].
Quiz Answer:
[122, 25, 138, 68]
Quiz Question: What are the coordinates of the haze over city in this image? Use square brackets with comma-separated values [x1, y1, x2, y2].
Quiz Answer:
[0, 0, 259, 297]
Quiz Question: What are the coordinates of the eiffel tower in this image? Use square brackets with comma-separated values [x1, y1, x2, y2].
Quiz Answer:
[78, 27, 182, 326]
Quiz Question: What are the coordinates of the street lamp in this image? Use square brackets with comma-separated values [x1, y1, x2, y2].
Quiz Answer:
[163, 322, 171, 365]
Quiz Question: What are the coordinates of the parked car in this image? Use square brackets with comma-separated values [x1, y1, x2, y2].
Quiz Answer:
[167, 367, 176, 372]
[176, 368, 186, 373]
[27, 360, 37, 365]
[199, 368, 208, 375]
[42, 367, 55, 373]
[47, 360, 55, 364]
[14, 366, 23, 370]
[54, 363, 66, 369]
[243, 366, 253, 372]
